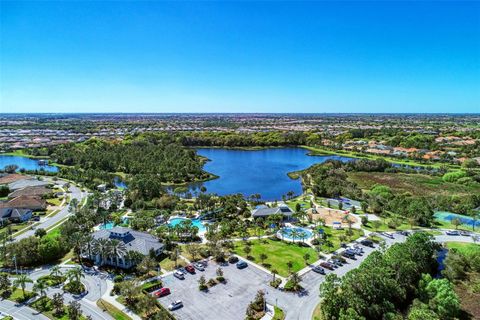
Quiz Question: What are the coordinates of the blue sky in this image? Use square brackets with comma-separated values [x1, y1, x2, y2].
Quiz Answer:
[1, 1, 479, 113]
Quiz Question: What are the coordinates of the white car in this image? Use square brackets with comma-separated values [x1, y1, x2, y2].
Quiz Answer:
[194, 262, 205, 271]
[173, 270, 185, 280]
[168, 300, 183, 311]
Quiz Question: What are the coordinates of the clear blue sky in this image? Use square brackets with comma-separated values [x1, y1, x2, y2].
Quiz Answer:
[1, 1, 479, 113]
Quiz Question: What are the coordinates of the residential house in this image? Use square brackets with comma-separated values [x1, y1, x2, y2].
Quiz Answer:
[0, 173, 30, 185]
[0, 208, 33, 224]
[8, 186, 51, 199]
[88, 227, 165, 269]
[0, 195, 47, 211]
[8, 178, 50, 191]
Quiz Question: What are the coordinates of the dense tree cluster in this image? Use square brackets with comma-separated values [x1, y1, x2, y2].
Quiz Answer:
[319, 233, 442, 320]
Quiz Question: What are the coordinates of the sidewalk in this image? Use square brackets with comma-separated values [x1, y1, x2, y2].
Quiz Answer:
[101, 281, 141, 320]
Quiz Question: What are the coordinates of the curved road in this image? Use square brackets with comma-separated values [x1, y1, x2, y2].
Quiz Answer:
[14, 180, 87, 241]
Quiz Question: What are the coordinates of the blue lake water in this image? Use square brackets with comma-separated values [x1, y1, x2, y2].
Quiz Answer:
[188, 148, 353, 200]
[0, 155, 58, 173]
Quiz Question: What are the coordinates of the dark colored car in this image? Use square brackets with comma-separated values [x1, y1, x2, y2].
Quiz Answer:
[341, 251, 356, 260]
[154, 287, 170, 298]
[228, 256, 239, 263]
[185, 265, 195, 274]
[312, 266, 325, 274]
[320, 262, 335, 270]
[360, 239, 374, 247]
[236, 261, 248, 269]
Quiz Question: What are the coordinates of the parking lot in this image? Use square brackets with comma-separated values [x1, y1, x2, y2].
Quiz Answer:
[156, 234, 409, 320]
[157, 260, 275, 320]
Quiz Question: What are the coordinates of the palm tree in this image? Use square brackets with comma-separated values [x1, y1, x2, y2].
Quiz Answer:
[50, 265, 63, 279]
[66, 267, 84, 285]
[33, 281, 48, 298]
[69, 232, 85, 265]
[109, 239, 127, 267]
[271, 269, 278, 282]
[92, 238, 111, 266]
[13, 274, 33, 299]
[286, 261, 293, 274]
[290, 229, 300, 242]
[289, 272, 302, 291]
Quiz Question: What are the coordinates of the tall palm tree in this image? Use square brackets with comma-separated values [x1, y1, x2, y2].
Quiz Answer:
[82, 234, 94, 261]
[109, 239, 127, 267]
[33, 281, 48, 298]
[50, 265, 63, 279]
[66, 267, 84, 284]
[290, 229, 300, 242]
[92, 238, 111, 266]
[13, 274, 33, 299]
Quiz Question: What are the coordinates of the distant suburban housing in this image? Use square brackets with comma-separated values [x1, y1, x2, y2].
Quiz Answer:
[0, 208, 33, 224]
[88, 227, 164, 269]
[8, 178, 50, 191]
[251, 204, 294, 218]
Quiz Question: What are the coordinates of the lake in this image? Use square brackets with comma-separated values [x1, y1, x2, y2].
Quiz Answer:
[186, 148, 353, 200]
[0, 155, 59, 173]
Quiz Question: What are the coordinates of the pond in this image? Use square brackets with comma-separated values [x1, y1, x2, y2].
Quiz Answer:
[0, 155, 59, 173]
[186, 148, 353, 200]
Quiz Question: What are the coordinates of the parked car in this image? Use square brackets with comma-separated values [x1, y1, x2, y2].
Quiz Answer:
[382, 232, 394, 239]
[331, 258, 344, 266]
[460, 230, 471, 236]
[228, 255, 239, 263]
[341, 251, 356, 260]
[154, 288, 171, 298]
[236, 261, 248, 269]
[312, 266, 325, 274]
[32, 216, 41, 221]
[185, 265, 195, 274]
[446, 230, 460, 236]
[360, 239, 374, 247]
[320, 262, 335, 270]
[173, 270, 184, 280]
[168, 300, 183, 311]
[193, 263, 205, 271]
[397, 231, 410, 236]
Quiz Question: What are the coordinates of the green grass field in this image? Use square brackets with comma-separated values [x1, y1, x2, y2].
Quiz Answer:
[96, 299, 132, 320]
[347, 172, 480, 197]
[446, 242, 480, 257]
[232, 238, 317, 277]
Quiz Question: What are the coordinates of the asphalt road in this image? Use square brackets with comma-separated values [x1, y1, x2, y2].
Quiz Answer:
[0, 299, 49, 320]
[14, 180, 86, 241]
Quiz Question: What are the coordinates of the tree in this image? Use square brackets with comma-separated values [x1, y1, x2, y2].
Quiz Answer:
[372, 220, 382, 232]
[137, 256, 157, 275]
[52, 293, 64, 316]
[198, 275, 207, 290]
[419, 275, 460, 319]
[50, 265, 63, 279]
[67, 300, 83, 320]
[451, 218, 461, 230]
[286, 261, 293, 274]
[4, 164, 18, 173]
[92, 238, 111, 266]
[289, 272, 302, 291]
[170, 246, 182, 269]
[34, 228, 47, 238]
[303, 253, 311, 266]
[243, 246, 251, 258]
[407, 301, 440, 320]
[259, 253, 268, 265]
[185, 244, 200, 262]
[109, 239, 127, 266]
[66, 266, 84, 285]
[0, 273, 11, 292]
[271, 269, 278, 282]
[33, 281, 48, 298]
[13, 274, 33, 299]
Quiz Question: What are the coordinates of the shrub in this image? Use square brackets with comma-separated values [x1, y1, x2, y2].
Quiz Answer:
[269, 279, 282, 288]
[63, 281, 85, 295]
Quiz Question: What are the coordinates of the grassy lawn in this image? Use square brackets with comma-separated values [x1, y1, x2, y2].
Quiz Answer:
[312, 302, 322, 320]
[446, 242, 480, 257]
[273, 306, 285, 320]
[285, 196, 312, 212]
[434, 219, 476, 232]
[159, 256, 186, 272]
[97, 299, 132, 320]
[9, 288, 36, 302]
[47, 198, 62, 206]
[232, 238, 317, 277]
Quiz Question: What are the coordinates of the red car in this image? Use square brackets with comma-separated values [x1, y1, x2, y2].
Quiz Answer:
[185, 265, 195, 274]
[155, 288, 171, 298]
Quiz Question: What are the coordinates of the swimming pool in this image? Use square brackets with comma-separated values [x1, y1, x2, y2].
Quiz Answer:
[99, 217, 130, 230]
[434, 211, 479, 228]
[277, 227, 313, 241]
[168, 217, 207, 233]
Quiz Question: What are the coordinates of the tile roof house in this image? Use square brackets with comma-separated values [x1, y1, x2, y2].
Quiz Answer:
[8, 179, 50, 191]
[0, 208, 33, 223]
[0, 195, 47, 211]
[251, 204, 294, 218]
[88, 227, 164, 269]
[8, 186, 51, 199]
